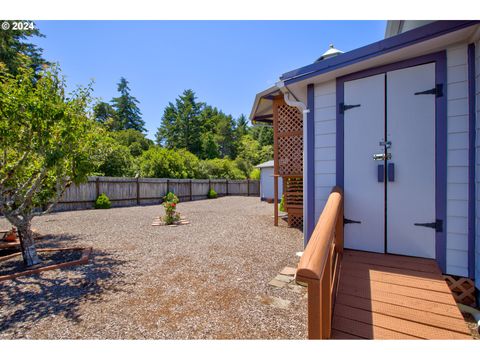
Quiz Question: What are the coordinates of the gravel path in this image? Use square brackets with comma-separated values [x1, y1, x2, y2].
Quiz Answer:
[0, 197, 307, 339]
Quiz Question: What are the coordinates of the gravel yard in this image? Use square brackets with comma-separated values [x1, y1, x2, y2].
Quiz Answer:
[0, 197, 306, 339]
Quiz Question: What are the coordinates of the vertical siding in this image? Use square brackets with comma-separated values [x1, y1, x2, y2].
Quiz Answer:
[446, 44, 470, 276]
[314, 81, 337, 221]
[475, 39, 480, 290]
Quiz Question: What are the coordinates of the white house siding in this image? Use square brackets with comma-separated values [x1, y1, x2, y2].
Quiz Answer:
[475, 38, 480, 290]
[259, 167, 282, 200]
[446, 44, 470, 277]
[313, 80, 337, 222]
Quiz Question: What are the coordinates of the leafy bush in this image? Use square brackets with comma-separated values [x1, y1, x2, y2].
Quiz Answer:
[197, 158, 246, 180]
[138, 147, 199, 179]
[95, 193, 111, 209]
[207, 188, 217, 199]
[249, 168, 260, 180]
[97, 142, 135, 177]
[162, 191, 180, 224]
[279, 194, 285, 212]
[164, 191, 179, 204]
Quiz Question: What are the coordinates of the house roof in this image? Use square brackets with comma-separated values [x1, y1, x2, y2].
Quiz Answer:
[280, 20, 479, 85]
[256, 160, 274, 168]
[249, 20, 480, 121]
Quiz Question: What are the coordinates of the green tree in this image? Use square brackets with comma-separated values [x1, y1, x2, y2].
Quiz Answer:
[156, 89, 204, 156]
[236, 114, 249, 138]
[215, 112, 237, 158]
[97, 142, 135, 177]
[0, 66, 107, 266]
[138, 147, 195, 179]
[237, 134, 261, 165]
[93, 101, 119, 130]
[250, 125, 273, 147]
[197, 158, 245, 180]
[0, 21, 49, 76]
[112, 129, 153, 156]
[111, 77, 145, 132]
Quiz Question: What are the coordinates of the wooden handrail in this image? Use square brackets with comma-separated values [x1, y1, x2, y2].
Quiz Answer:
[296, 186, 344, 339]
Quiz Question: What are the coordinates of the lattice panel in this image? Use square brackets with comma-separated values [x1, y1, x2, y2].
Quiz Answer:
[443, 275, 477, 307]
[288, 214, 303, 229]
[278, 135, 303, 176]
[276, 103, 303, 176]
[284, 176, 303, 209]
[278, 104, 302, 133]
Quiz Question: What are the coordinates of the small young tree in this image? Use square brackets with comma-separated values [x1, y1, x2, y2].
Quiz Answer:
[0, 65, 106, 267]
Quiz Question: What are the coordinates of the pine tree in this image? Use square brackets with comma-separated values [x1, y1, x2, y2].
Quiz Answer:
[111, 77, 145, 132]
[236, 114, 249, 138]
[93, 101, 120, 130]
[0, 21, 49, 76]
[156, 89, 204, 156]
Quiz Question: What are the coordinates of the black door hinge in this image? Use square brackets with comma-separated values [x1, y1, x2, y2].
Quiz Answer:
[414, 219, 443, 232]
[414, 84, 443, 97]
[339, 102, 361, 114]
[344, 217, 361, 225]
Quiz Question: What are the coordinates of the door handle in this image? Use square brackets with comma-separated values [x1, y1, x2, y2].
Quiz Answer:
[387, 163, 395, 182]
[377, 164, 384, 182]
[372, 153, 392, 161]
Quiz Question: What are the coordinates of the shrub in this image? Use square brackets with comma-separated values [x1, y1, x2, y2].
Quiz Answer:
[279, 194, 285, 212]
[162, 191, 180, 225]
[95, 193, 111, 209]
[164, 191, 179, 204]
[207, 188, 217, 199]
[197, 158, 246, 180]
[163, 200, 180, 225]
[249, 168, 260, 180]
[138, 147, 198, 179]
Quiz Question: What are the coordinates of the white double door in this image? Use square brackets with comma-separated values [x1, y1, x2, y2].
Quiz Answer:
[343, 63, 436, 259]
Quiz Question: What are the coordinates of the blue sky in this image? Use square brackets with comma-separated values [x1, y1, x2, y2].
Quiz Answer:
[33, 21, 386, 140]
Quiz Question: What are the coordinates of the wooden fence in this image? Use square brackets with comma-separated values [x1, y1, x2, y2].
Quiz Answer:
[53, 176, 260, 212]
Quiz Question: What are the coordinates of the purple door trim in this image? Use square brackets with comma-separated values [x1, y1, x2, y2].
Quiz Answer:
[305, 84, 315, 244]
[467, 43, 476, 279]
[335, 51, 448, 272]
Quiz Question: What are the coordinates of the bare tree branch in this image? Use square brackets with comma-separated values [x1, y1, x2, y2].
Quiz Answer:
[11, 167, 47, 216]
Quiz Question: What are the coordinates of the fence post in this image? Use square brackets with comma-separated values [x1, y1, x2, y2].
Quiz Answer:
[226, 180, 229, 196]
[208, 178, 211, 191]
[136, 177, 140, 205]
[166, 179, 170, 195]
[247, 179, 250, 197]
[189, 179, 193, 201]
[96, 177, 100, 199]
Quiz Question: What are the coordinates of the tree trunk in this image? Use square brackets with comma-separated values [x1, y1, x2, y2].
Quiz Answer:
[17, 222, 41, 267]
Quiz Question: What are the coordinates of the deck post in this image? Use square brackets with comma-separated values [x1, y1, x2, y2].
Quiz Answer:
[335, 189, 344, 253]
[274, 175, 279, 226]
[321, 248, 332, 338]
[307, 279, 322, 339]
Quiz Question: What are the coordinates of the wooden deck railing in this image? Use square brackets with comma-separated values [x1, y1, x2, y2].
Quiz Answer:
[296, 186, 344, 339]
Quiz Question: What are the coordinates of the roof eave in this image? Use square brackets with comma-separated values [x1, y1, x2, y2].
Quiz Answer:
[280, 20, 480, 86]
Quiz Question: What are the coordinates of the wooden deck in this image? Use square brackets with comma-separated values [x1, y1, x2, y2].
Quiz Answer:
[331, 250, 472, 339]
